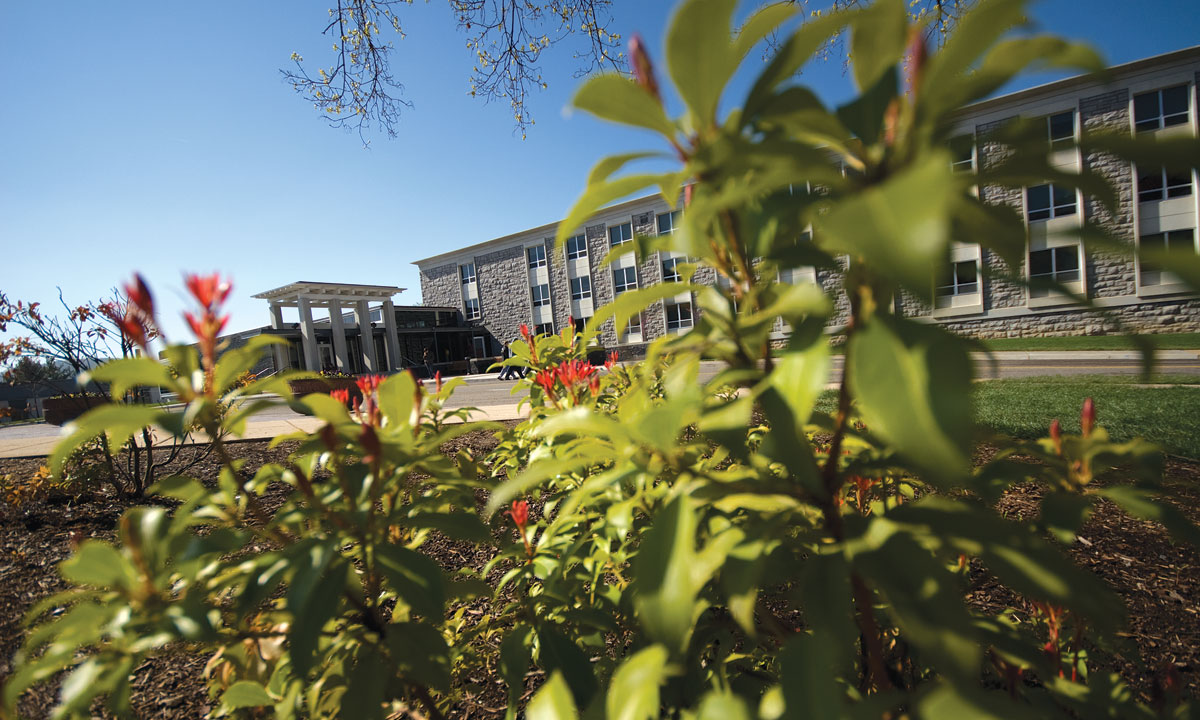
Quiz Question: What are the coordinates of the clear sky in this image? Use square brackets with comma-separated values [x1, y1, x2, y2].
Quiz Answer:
[2, 0, 1198, 342]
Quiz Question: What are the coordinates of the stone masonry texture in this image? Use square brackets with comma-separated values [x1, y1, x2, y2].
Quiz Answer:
[417, 50, 1200, 354]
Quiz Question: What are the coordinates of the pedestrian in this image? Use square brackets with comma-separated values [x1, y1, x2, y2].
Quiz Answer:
[498, 341, 514, 380]
[422, 347, 433, 379]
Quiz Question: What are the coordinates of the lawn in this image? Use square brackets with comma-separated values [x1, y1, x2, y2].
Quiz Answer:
[974, 378, 1200, 458]
[817, 376, 1200, 458]
[978, 332, 1200, 351]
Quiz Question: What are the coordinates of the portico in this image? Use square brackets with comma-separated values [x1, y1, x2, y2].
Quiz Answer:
[251, 282, 405, 373]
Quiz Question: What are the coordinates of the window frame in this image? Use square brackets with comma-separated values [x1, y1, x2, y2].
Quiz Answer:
[608, 222, 633, 248]
[613, 266, 638, 295]
[1026, 183, 1078, 222]
[527, 245, 547, 269]
[534, 322, 554, 337]
[1028, 245, 1082, 284]
[1047, 111, 1075, 149]
[570, 276, 592, 301]
[665, 301, 694, 332]
[530, 283, 551, 308]
[1134, 85, 1190, 132]
[935, 259, 980, 299]
[566, 234, 589, 260]
[459, 263, 476, 284]
[463, 297, 481, 320]
[656, 210, 681, 235]
[1137, 166, 1193, 203]
[661, 256, 683, 283]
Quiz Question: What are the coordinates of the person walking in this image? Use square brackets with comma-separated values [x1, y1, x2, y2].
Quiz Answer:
[422, 347, 433, 379]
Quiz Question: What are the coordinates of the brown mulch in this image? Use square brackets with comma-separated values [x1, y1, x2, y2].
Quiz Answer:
[1, 436, 1199, 717]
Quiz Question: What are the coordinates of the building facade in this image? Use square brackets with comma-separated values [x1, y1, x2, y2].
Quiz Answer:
[415, 47, 1200, 352]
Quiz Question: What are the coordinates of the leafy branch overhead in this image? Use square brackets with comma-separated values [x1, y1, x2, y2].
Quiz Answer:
[284, 0, 624, 140]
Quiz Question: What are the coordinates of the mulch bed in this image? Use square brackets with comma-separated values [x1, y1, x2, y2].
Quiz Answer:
[1, 434, 1198, 717]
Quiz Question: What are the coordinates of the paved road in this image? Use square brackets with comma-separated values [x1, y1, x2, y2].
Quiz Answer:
[2, 351, 1198, 458]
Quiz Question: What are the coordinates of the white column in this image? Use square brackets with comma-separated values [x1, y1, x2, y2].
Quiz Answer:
[297, 297, 320, 372]
[269, 303, 288, 372]
[329, 300, 351, 372]
[356, 300, 377, 373]
[382, 299, 401, 372]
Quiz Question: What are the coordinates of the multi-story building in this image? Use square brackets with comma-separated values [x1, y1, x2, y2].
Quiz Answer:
[415, 46, 1200, 355]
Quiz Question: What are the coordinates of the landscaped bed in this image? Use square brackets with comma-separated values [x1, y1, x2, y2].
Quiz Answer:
[1, 426, 1198, 717]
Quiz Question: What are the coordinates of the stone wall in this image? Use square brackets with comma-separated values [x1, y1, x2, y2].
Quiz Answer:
[1080, 89, 1137, 298]
[585, 222, 617, 345]
[939, 297, 1200, 339]
[633, 212, 668, 341]
[545, 237, 573, 332]
[419, 263, 461, 310]
[977, 116, 1028, 310]
[475, 244, 528, 347]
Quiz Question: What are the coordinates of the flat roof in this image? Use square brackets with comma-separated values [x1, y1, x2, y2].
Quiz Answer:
[252, 281, 406, 302]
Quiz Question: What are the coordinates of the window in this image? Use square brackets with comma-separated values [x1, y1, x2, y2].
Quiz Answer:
[1134, 85, 1189, 132]
[472, 335, 488, 357]
[573, 316, 589, 334]
[624, 313, 642, 337]
[1029, 246, 1081, 283]
[662, 256, 683, 283]
[464, 297, 481, 320]
[1026, 183, 1076, 221]
[530, 283, 550, 307]
[609, 222, 633, 247]
[1141, 229, 1196, 284]
[527, 245, 546, 268]
[936, 260, 979, 297]
[534, 322, 554, 336]
[950, 135, 974, 173]
[1047, 111, 1074, 148]
[613, 266, 638, 294]
[657, 210, 681, 235]
[1137, 167, 1193, 202]
[666, 302, 693, 331]
[566, 234, 588, 260]
[570, 276, 592, 301]
[459, 263, 476, 283]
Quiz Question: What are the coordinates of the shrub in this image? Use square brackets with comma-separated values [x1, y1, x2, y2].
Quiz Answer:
[6, 0, 1200, 718]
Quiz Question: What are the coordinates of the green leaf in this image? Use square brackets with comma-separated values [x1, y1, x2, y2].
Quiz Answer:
[555, 174, 673, 250]
[526, 671, 578, 720]
[848, 317, 972, 486]
[573, 75, 676, 138]
[606, 645, 669, 720]
[666, 0, 739, 125]
[82, 357, 175, 400]
[536, 628, 597, 710]
[919, 0, 1030, 117]
[375, 544, 446, 619]
[213, 334, 286, 395]
[697, 689, 752, 720]
[342, 656, 386, 720]
[779, 634, 842, 720]
[500, 626, 534, 720]
[1096, 486, 1200, 547]
[631, 494, 701, 654]
[917, 681, 1009, 719]
[222, 680, 275, 710]
[849, 0, 907, 92]
[817, 152, 955, 300]
[286, 543, 342, 676]
[50, 404, 163, 478]
[384, 621, 452, 693]
[60, 541, 138, 591]
[743, 10, 858, 121]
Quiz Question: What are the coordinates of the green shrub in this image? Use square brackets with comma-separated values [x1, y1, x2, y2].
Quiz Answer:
[6, 1, 1200, 718]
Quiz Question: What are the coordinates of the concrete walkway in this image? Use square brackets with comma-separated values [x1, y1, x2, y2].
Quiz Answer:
[2, 350, 1198, 460]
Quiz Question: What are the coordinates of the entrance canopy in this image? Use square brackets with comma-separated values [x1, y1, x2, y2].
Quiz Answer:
[252, 281, 406, 374]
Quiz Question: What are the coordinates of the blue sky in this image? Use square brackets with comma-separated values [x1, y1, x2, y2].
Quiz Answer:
[2, 0, 1198, 341]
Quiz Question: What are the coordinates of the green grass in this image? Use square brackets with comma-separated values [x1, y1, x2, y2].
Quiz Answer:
[979, 332, 1200, 351]
[974, 379, 1200, 458]
[814, 376, 1200, 458]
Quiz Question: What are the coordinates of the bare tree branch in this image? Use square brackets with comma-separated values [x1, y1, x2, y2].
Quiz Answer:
[284, 0, 621, 143]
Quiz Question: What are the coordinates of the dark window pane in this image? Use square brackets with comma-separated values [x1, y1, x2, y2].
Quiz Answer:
[1055, 246, 1080, 272]
[1052, 184, 1075, 209]
[956, 261, 977, 284]
[1030, 249, 1052, 276]
[1166, 173, 1192, 198]
[1027, 184, 1050, 220]
[1167, 229, 1196, 254]
[1133, 91, 1159, 128]
[1139, 170, 1164, 201]
[1162, 85, 1189, 125]
[1049, 112, 1074, 144]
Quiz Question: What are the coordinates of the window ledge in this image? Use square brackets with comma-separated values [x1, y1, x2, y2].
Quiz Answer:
[1138, 282, 1193, 298]
[931, 301, 984, 318]
[1028, 292, 1080, 309]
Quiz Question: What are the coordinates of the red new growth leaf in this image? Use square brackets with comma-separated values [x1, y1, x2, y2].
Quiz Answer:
[629, 34, 661, 104]
[1050, 419, 1063, 456]
[185, 273, 232, 311]
[1081, 397, 1095, 438]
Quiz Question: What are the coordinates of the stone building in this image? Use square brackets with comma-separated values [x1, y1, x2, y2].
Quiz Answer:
[415, 47, 1200, 352]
